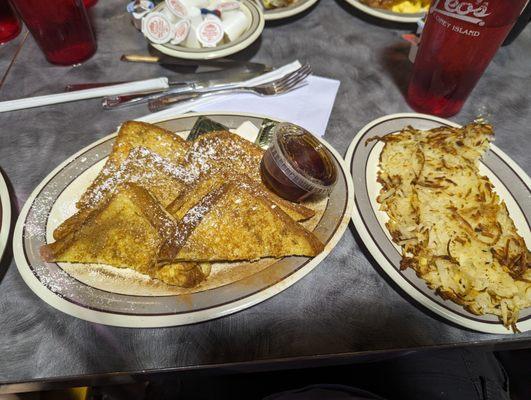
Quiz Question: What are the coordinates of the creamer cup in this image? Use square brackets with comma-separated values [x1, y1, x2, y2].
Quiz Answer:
[196, 18, 224, 47]
[170, 19, 190, 45]
[166, 0, 190, 18]
[171, 19, 191, 45]
[142, 12, 175, 44]
[187, 0, 209, 6]
[184, 6, 202, 48]
[216, 1, 241, 12]
[161, 5, 180, 23]
[221, 9, 247, 42]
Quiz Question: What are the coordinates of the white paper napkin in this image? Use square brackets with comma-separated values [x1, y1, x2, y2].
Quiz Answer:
[195, 75, 340, 137]
[138, 61, 340, 137]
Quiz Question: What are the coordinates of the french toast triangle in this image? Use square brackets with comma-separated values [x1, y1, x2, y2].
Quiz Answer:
[53, 146, 194, 241]
[41, 183, 207, 288]
[160, 176, 325, 263]
[76, 121, 190, 211]
[185, 130, 315, 221]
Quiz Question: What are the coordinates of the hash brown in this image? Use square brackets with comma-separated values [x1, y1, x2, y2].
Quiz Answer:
[374, 123, 531, 331]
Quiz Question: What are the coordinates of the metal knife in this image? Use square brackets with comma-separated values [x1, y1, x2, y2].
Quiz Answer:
[65, 62, 272, 92]
[101, 68, 269, 109]
[120, 54, 269, 72]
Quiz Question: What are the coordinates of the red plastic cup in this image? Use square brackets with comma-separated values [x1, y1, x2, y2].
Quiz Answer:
[10, 0, 96, 65]
[0, 0, 21, 44]
[407, 0, 528, 117]
[83, 0, 97, 8]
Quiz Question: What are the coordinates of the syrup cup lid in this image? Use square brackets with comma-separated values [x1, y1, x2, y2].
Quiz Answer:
[269, 123, 337, 196]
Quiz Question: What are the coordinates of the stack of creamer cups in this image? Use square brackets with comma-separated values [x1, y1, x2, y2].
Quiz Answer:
[141, 0, 250, 48]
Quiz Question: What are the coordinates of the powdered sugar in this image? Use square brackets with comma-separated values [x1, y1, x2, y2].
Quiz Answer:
[81, 146, 201, 209]
[183, 203, 210, 225]
[25, 189, 59, 239]
[185, 133, 263, 181]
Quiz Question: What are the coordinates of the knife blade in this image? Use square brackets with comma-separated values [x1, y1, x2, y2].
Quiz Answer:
[101, 68, 269, 109]
[120, 54, 270, 73]
[65, 63, 272, 92]
[65, 81, 129, 91]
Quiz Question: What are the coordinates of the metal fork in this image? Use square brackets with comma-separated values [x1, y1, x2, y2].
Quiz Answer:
[148, 64, 312, 112]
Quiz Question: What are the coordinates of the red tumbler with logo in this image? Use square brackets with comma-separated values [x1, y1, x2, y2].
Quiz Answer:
[407, 0, 528, 117]
[0, 0, 21, 44]
[10, 0, 96, 65]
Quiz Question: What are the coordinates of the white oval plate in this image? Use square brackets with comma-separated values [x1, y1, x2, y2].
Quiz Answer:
[14, 112, 353, 328]
[151, 1, 265, 60]
[345, 113, 531, 334]
[343, 0, 424, 23]
[260, 0, 319, 21]
[0, 170, 11, 263]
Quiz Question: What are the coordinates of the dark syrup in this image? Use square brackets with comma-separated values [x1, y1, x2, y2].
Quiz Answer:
[261, 133, 336, 202]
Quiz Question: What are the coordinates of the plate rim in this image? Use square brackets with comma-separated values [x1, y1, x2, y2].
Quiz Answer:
[262, 0, 320, 21]
[0, 171, 11, 264]
[14, 111, 354, 328]
[343, 0, 425, 23]
[344, 112, 531, 334]
[151, 0, 265, 60]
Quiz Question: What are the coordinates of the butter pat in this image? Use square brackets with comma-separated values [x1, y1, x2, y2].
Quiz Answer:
[232, 121, 260, 143]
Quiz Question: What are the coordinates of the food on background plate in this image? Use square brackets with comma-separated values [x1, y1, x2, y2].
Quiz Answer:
[361, 0, 430, 13]
[372, 123, 531, 331]
[261, 0, 297, 9]
[41, 120, 325, 288]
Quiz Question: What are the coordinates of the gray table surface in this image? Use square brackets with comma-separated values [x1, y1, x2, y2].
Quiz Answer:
[0, 0, 530, 389]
